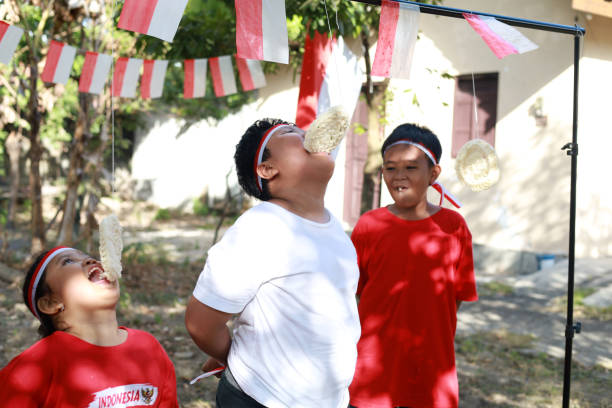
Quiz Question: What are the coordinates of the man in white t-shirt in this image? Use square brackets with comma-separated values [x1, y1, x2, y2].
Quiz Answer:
[185, 119, 361, 408]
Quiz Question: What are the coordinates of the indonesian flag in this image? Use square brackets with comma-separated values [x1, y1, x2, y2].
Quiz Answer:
[118, 0, 189, 42]
[0, 22, 23, 65]
[296, 33, 362, 130]
[112, 57, 143, 98]
[41, 40, 77, 84]
[235, 0, 288, 64]
[371, 0, 419, 79]
[78, 51, 112, 95]
[236, 57, 266, 91]
[209, 56, 237, 97]
[463, 13, 538, 59]
[141, 59, 168, 99]
[183, 58, 207, 99]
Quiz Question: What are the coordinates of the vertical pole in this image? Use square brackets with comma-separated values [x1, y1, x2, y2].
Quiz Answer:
[561, 31, 581, 408]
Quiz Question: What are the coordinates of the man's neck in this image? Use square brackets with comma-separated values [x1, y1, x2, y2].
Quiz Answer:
[270, 187, 329, 223]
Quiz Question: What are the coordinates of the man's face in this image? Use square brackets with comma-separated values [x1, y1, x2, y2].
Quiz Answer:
[265, 125, 335, 189]
[382, 144, 438, 209]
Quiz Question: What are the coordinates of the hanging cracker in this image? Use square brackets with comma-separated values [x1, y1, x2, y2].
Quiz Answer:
[303, 106, 350, 153]
[99, 214, 123, 281]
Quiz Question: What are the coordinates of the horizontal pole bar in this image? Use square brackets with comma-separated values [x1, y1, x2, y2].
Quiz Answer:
[351, 0, 586, 36]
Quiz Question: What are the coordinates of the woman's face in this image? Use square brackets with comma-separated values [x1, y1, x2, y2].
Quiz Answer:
[42, 249, 120, 314]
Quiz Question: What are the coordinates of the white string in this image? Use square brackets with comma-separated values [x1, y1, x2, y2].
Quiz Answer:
[111, 0, 116, 194]
[322, 0, 343, 108]
[471, 72, 480, 140]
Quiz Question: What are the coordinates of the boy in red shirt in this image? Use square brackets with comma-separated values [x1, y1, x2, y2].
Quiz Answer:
[349, 124, 478, 408]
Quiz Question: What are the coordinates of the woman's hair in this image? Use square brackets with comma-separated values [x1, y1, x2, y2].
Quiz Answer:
[234, 118, 291, 201]
[381, 123, 442, 167]
[22, 251, 60, 338]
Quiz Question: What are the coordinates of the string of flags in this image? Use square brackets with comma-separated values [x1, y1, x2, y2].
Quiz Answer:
[0, 0, 540, 100]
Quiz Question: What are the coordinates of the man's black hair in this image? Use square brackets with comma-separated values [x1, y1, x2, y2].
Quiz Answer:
[234, 118, 292, 201]
[381, 123, 442, 167]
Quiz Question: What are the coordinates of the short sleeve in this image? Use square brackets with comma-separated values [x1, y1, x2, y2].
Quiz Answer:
[192, 215, 270, 313]
[158, 342, 179, 407]
[351, 218, 370, 297]
[0, 346, 51, 407]
[454, 222, 478, 302]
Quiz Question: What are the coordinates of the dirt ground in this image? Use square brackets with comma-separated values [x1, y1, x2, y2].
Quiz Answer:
[1, 205, 611, 407]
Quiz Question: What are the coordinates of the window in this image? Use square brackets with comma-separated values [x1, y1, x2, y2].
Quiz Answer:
[451, 73, 499, 157]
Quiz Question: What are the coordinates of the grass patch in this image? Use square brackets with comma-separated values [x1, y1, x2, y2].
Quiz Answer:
[479, 281, 515, 296]
[456, 330, 612, 407]
[549, 288, 612, 321]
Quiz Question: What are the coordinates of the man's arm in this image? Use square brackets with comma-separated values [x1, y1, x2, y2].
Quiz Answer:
[185, 296, 233, 364]
[456, 300, 463, 311]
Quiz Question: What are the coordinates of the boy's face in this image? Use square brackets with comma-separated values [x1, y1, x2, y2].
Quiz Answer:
[265, 125, 335, 188]
[382, 144, 440, 209]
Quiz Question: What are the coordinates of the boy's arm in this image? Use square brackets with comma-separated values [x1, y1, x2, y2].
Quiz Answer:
[456, 300, 463, 310]
[185, 296, 233, 364]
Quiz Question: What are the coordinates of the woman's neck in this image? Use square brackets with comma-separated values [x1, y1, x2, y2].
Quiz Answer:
[63, 310, 126, 346]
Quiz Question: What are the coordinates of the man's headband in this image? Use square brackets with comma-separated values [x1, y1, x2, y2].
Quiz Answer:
[384, 139, 462, 208]
[27, 246, 72, 319]
[253, 124, 292, 192]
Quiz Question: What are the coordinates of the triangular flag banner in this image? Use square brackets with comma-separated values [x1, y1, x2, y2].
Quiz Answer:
[112, 57, 143, 98]
[141, 59, 168, 99]
[463, 13, 538, 59]
[118, 0, 189, 42]
[296, 33, 362, 130]
[41, 40, 77, 84]
[236, 57, 266, 91]
[0, 22, 24, 65]
[79, 51, 112, 95]
[183, 58, 207, 99]
[371, 0, 419, 79]
[209, 56, 237, 97]
[235, 0, 288, 64]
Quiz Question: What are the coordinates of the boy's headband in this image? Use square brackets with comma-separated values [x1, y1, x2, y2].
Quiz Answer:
[27, 246, 72, 319]
[383, 139, 462, 208]
[254, 124, 292, 192]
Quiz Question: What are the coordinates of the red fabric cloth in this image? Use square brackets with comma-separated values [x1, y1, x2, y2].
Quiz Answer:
[0, 327, 178, 408]
[349, 207, 478, 408]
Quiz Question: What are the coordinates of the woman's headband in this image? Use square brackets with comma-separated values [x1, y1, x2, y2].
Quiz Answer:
[27, 246, 72, 319]
[253, 124, 292, 192]
[383, 139, 462, 208]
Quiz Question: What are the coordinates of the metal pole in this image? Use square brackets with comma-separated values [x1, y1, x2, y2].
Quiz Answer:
[350, 0, 585, 35]
[561, 31, 582, 408]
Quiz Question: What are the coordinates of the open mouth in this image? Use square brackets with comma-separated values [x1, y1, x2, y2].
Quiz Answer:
[87, 266, 109, 284]
[395, 187, 407, 192]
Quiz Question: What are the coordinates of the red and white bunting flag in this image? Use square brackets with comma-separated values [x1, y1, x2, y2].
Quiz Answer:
[141, 59, 168, 99]
[183, 58, 207, 99]
[371, 0, 419, 79]
[235, 0, 288, 64]
[0, 22, 23, 65]
[79, 51, 112, 95]
[209, 56, 237, 97]
[118, 0, 189, 42]
[236, 57, 266, 91]
[463, 13, 538, 59]
[296, 33, 362, 130]
[112, 57, 143, 98]
[41, 40, 77, 84]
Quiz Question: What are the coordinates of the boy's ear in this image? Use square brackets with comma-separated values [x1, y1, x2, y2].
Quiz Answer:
[429, 164, 441, 185]
[37, 294, 63, 316]
[256, 162, 279, 182]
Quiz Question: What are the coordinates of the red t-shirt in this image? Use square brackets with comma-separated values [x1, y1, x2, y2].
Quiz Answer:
[349, 207, 478, 408]
[0, 327, 178, 408]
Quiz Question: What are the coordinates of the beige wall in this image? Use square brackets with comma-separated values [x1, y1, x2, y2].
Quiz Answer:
[380, 0, 612, 257]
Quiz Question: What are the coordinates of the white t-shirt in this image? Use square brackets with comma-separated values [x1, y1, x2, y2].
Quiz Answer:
[193, 201, 360, 408]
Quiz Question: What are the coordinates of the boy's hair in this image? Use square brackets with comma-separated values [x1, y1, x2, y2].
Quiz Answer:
[381, 123, 442, 167]
[23, 251, 60, 338]
[234, 118, 292, 201]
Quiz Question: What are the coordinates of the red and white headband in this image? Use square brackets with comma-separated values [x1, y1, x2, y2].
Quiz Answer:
[384, 140, 462, 208]
[253, 124, 292, 191]
[27, 246, 72, 319]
